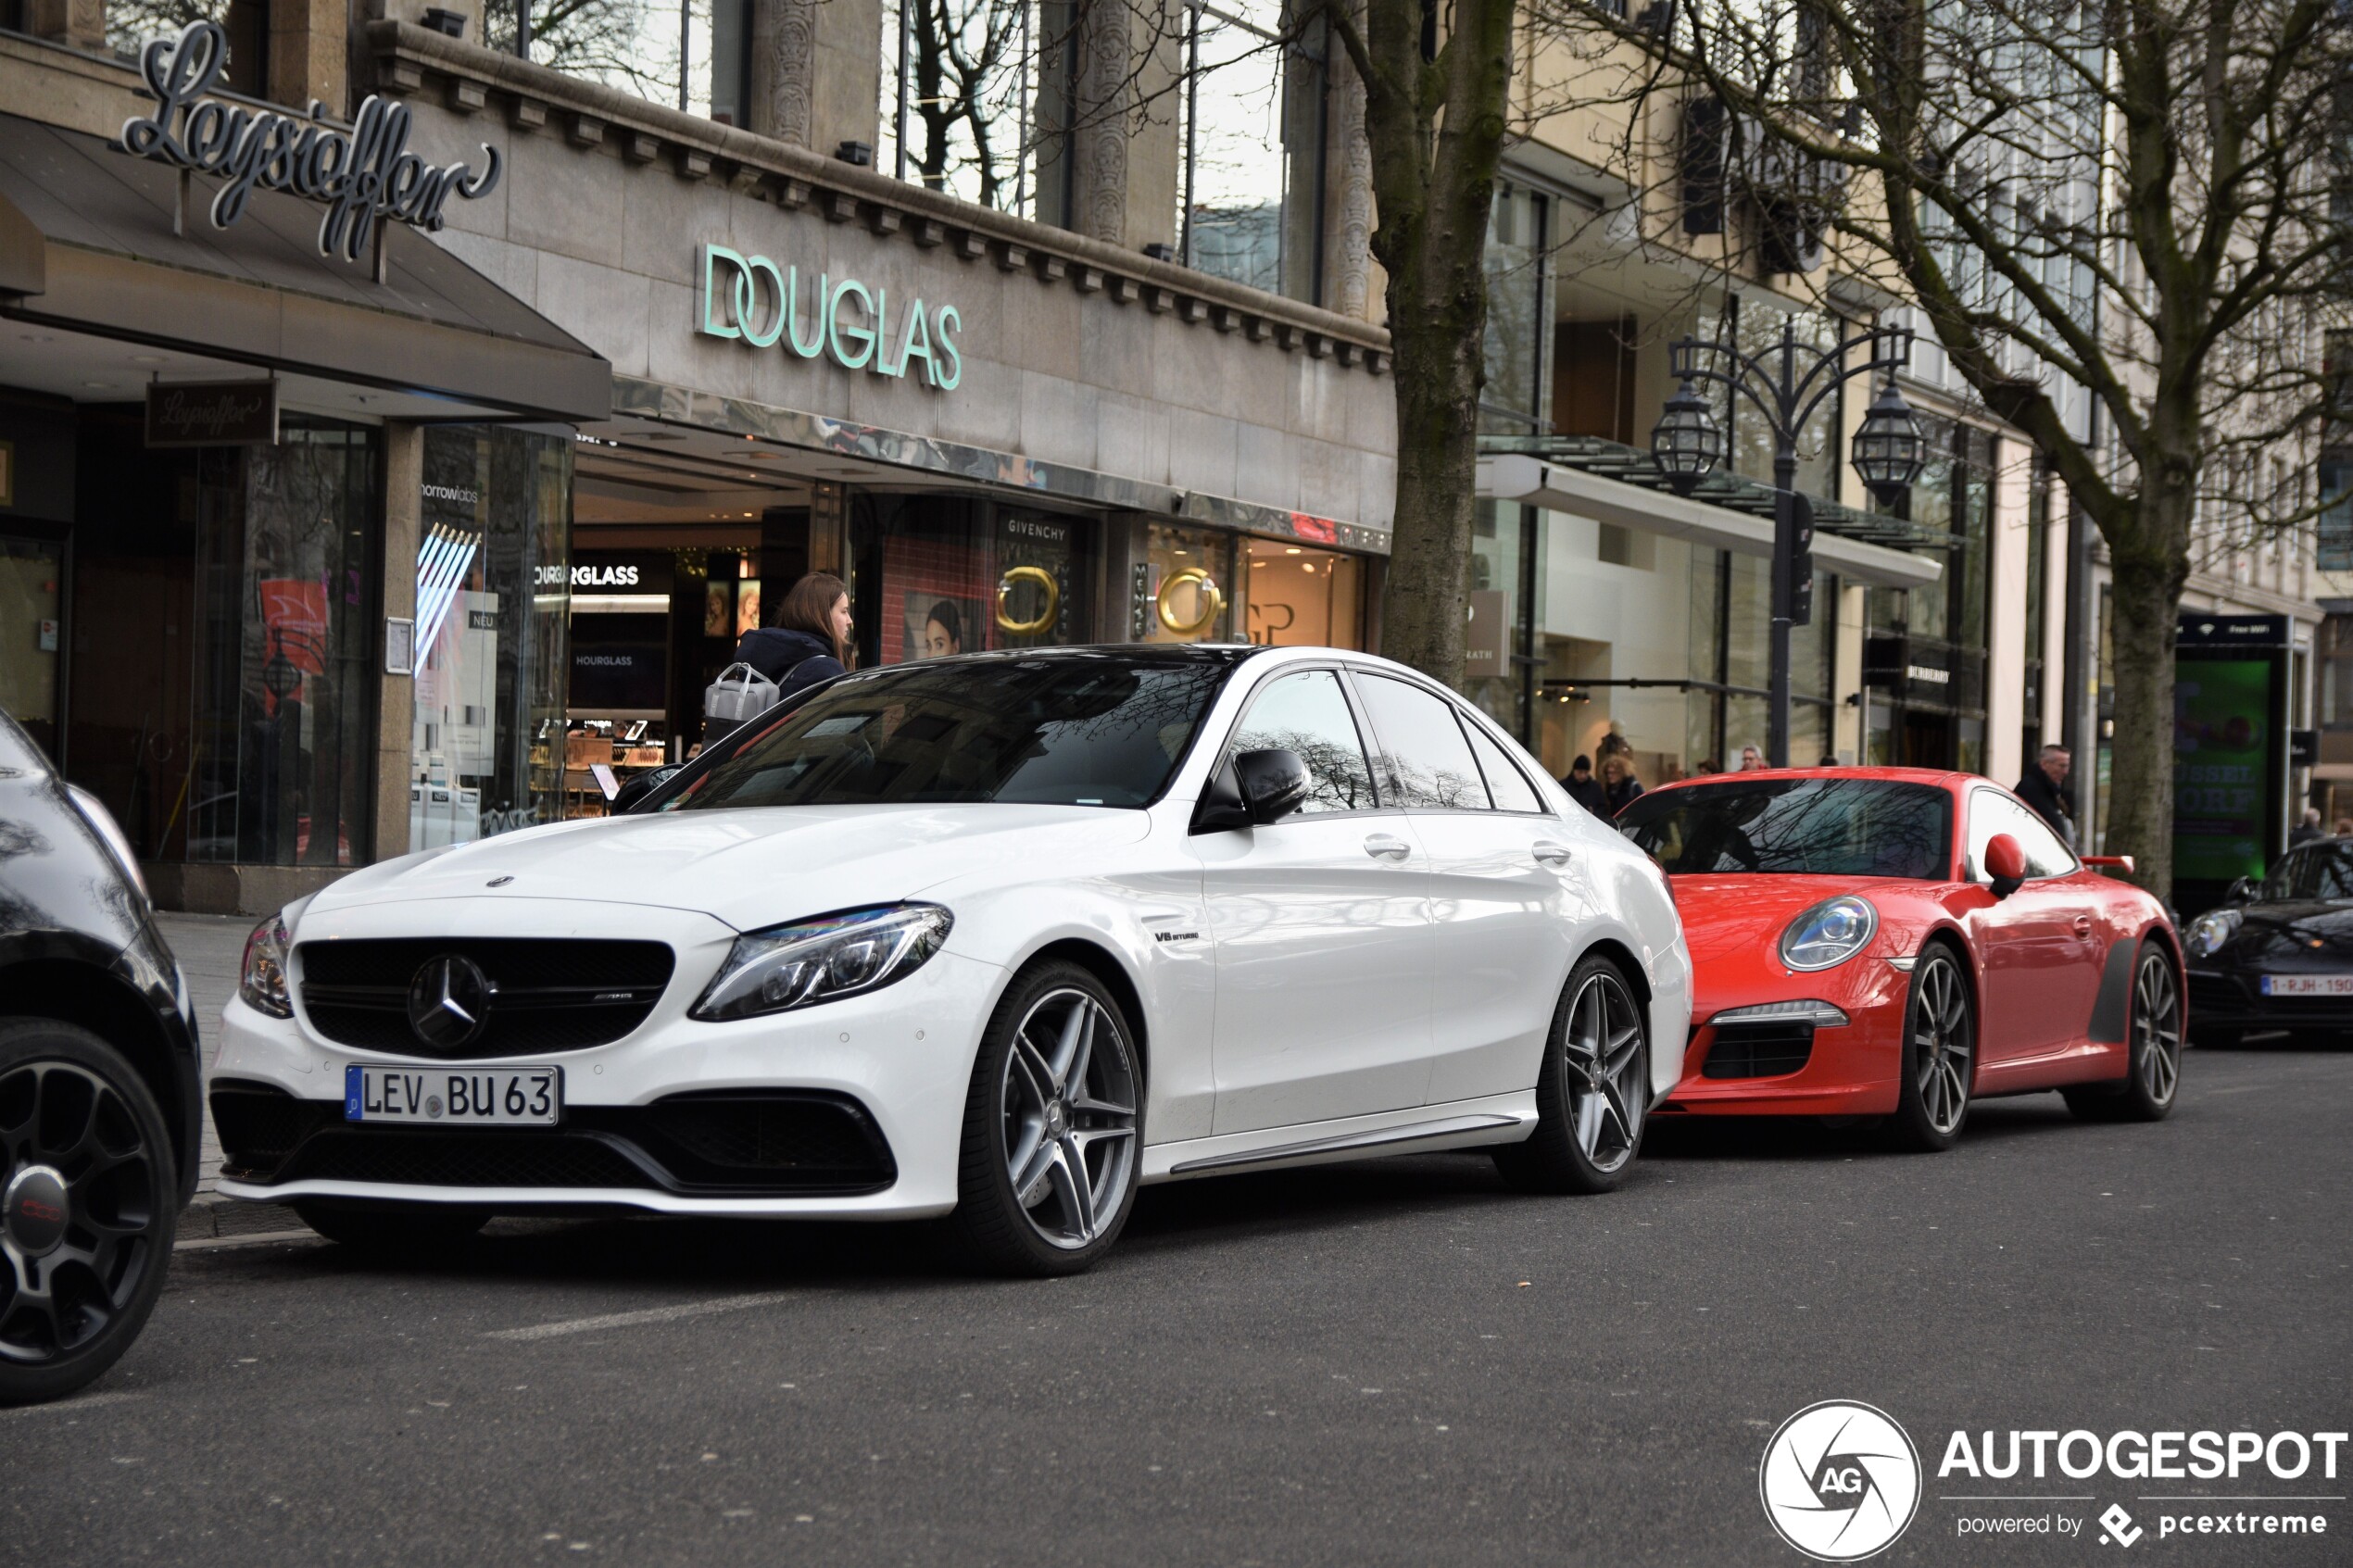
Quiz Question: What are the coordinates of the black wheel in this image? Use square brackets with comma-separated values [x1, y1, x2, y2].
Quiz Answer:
[948, 961, 1141, 1277]
[2065, 943, 2182, 1123]
[0, 1019, 177, 1407]
[1887, 946, 1974, 1151]
[1492, 955, 1648, 1195]
[292, 1199, 489, 1253]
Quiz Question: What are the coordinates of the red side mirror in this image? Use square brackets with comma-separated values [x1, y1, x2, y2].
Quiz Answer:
[1984, 834, 2027, 884]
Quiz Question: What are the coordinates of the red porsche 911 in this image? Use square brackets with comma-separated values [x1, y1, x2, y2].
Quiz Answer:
[1615, 768, 2182, 1150]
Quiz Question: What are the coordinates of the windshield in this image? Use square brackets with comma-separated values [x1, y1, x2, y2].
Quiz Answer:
[1617, 777, 1954, 879]
[662, 656, 1230, 811]
[2262, 844, 2353, 901]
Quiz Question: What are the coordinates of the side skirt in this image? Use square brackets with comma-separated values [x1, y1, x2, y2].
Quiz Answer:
[1140, 1093, 1538, 1185]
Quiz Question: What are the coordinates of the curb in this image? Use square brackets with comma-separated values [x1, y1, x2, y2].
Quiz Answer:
[177, 1194, 302, 1241]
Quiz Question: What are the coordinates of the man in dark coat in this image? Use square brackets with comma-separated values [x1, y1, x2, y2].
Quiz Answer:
[1561, 755, 1608, 815]
[2014, 743, 2076, 847]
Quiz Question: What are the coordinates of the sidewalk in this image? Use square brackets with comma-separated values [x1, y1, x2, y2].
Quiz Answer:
[155, 911, 292, 1238]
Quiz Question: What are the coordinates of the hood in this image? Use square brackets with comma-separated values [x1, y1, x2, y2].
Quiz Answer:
[2219, 900, 2353, 961]
[1667, 873, 1928, 967]
[302, 804, 1152, 933]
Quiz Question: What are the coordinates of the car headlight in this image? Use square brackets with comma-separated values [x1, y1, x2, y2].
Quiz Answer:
[2185, 909, 2241, 959]
[692, 904, 952, 1022]
[1780, 896, 1879, 972]
[1710, 999, 1851, 1028]
[240, 913, 293, 1019]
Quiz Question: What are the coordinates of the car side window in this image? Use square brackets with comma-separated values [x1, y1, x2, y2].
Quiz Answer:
[1226, 669, 1378, 815]
[1461, 718, 1547, 814]
[1968, 791, 2075, 879]
[1353, 673, 1490, 809]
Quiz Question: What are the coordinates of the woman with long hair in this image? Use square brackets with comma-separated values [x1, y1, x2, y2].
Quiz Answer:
[718, 572, 853, 733]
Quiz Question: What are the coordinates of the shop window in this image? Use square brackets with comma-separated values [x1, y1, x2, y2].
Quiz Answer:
[415, 427, 572, 847]
[1136, 521, 1239, 645]
[481, 0, 750, 125]
[1460, 501, 1538, 744]
[854, 495, 1096, 664]
[1240, 536, 1359, 647]
[1480, 185, 1550, 434]
[1176, 0, 1327, 302]
[0, 536, 62, 760]
[105, 0, 265, 96]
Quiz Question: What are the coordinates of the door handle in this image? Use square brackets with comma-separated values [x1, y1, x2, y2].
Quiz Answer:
[2071, 915, 2094, 935]
[1363, 834, 1412, 861]
[1531, 840, 1573, 866]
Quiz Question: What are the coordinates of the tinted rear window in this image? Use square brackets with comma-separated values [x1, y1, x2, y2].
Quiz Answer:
[1617, 777, 1954, 879]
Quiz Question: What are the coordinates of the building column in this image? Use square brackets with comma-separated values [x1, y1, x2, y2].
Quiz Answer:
[271, 0, 349, 116]
[1061, 0, 1181, 248]
[749, 0, 880, 156]
[24, 0, 103, 51]
[375, 422, 422, 864]
[1985, 437, 2032, 786]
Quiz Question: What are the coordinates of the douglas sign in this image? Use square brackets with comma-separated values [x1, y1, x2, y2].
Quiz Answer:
[116, 20, 501, 263]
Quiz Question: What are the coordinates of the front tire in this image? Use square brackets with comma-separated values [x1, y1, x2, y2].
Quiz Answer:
[1491, 955, 1649, 1195]
[292, 1199, 489, 1253]
[1887, 945, 1974, 1151]
[2064, 942, 2181, 1123]
[0, 1019, 178, 1407]
[948, 962, 1142, 1276]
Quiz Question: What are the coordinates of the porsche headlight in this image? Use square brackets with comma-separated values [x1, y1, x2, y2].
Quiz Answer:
[1780, 896, 1879, 972]
[692, 905, 952, 1022]
[2185, 909, 2241, 959]
[239, 912, 293, 1019]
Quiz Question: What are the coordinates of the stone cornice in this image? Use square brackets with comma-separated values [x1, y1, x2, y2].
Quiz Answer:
[365, 21, 1394, 373]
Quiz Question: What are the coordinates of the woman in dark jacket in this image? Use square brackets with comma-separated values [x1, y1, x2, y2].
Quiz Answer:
[733, 571, 853, 699]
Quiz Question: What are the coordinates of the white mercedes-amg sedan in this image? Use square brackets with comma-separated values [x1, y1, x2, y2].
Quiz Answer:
[213, 646, 1691, 1274]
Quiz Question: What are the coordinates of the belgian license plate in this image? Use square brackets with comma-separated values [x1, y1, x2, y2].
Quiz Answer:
[345, 1064, 562, 1124]
[2259, 974, 2353, 997]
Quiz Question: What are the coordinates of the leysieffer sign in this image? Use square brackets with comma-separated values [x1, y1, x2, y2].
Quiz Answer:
[116, 20, 501, 263]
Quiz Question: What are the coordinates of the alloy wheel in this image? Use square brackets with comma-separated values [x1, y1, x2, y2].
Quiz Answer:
[2133, 953, 2181, 1106]
[1912, 954, 1973, 1135]
[1560, 969, 1644, 1174]
[999, 988, 1139, 1250]
[0, 1060, 160, 1365]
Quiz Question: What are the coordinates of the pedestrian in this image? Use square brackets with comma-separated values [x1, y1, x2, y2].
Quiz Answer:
[1561, 754, 1608, 815]
[1692, 758, 1720, 776]
[708, 572, 853, 745]
[1600, 753, 1644, 814]
[1818, 754, 1840, 768]
[2290, 807, 2326, 847]
[2014, 742, 2076, 847]
[1738, 745, 1766, 771]
[2338, 818, 2353, 838]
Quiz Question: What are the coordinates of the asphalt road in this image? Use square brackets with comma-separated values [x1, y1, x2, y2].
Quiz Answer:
[7, 1045, 2349, 1567]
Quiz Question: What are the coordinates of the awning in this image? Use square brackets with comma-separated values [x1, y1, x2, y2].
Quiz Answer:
[1478, 452, 1945, 592]
[0, 113, 608, 423]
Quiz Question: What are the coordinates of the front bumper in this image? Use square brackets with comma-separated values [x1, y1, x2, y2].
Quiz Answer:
[1660, 957, 1911, 1117]
[2186, 968, 2353, 1037]
[210, 899, 1005, 1219]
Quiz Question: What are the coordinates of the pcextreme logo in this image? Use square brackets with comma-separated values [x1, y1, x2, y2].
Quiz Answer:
[1759, 1400, 1924, 1562]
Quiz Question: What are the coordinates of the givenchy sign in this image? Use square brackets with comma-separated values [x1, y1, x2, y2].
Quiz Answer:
[117, 21, 502, 263]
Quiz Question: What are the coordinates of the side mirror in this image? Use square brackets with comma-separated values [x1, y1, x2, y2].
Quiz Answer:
[2226, 875, 2258, 904]
[1983, 834, 2026, 898]
[611, 765, 681, 814]
[1233, 748, 1311, 824]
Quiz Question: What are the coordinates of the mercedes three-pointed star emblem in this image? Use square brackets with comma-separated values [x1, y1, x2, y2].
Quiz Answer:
[406, 954, 496, 1051]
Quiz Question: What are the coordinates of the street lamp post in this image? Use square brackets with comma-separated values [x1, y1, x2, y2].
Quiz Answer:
[1651, 319, 1927, 767]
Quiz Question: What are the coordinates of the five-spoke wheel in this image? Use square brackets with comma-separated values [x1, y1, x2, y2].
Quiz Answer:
[1493, 954, 1648, 1194]
[0, 1020, 176, 1406]
[953, 963, 1141, 1273]
[1889, 947, 1973, 1151]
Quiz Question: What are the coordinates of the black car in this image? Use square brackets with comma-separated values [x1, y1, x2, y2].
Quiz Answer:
[0, 709, 202, 1403]
[2183, 838, 2353, 1047]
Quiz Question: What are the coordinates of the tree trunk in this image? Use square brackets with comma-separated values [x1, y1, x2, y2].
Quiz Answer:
[1378, 276, 1487, 685]
[2100, 500, 2192, 898]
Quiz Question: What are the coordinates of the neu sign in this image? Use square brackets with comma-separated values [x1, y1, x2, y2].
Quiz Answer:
[697, 245, 963, 390]
[117, 20, 501, 264]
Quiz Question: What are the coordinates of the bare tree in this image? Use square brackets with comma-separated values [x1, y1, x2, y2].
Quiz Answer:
[1315, 0, 1520, 689]
[1533, 0, 2352, 896]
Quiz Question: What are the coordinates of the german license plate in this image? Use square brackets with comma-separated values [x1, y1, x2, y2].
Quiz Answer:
[2259, 974, 2353, 997]
[344, 1064, 562, 1124]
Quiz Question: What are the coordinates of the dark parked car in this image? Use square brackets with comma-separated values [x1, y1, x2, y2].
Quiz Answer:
[2183, 838, 2353, 1047]
[0, 709, 201, 1403]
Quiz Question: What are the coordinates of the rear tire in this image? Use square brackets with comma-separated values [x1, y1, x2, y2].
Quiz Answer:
[1491, 955, 1649, 1195]
[1886, 946, 1974, 1152]
[2064, 942, 2181, 1123]
[0, 1019, 178, 1407]
[292, 1199, 489, 1253]
[947, 961, 1142, 1277]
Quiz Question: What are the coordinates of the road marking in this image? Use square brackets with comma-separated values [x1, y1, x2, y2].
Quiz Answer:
[0, 1389, 145, 1419]
[486, 1291, 801, 1342]
[175, 1229, 321, 1252]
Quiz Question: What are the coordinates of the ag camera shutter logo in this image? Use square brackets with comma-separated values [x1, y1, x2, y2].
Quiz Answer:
[1759, 1400, 1922, 1561]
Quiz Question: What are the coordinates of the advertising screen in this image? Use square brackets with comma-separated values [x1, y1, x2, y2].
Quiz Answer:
[2172, 656, 2272, 882]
